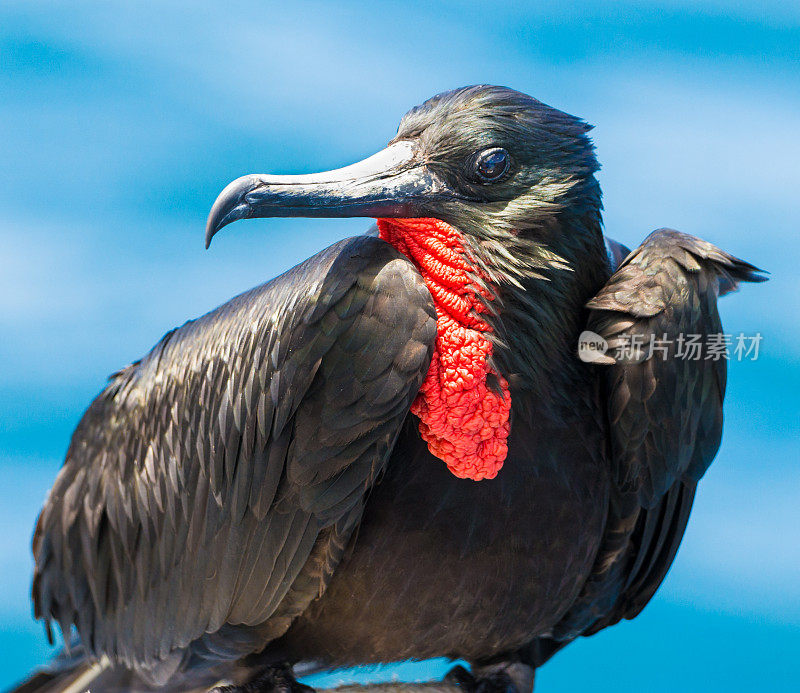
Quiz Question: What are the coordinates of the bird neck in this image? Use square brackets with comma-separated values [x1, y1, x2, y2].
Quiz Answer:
[376, 208, 609, 476]
[482, 207, 610, 414]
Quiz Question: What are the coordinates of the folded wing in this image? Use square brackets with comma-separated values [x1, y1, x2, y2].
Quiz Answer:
[552, 228, 766, 640]
[31, 236, 436, 679]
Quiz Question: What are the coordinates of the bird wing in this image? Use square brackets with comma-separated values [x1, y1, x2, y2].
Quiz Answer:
[550, 228, 765, 641]
[31, 235, 436, 678]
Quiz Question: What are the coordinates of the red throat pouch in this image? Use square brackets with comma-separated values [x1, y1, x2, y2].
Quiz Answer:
[377, 217, 511, 481]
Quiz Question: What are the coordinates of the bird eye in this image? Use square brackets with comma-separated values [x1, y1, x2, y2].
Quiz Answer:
[474, 147, 510, 182]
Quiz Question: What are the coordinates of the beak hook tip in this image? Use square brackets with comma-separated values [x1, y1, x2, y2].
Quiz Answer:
[205, 175, 258, 248]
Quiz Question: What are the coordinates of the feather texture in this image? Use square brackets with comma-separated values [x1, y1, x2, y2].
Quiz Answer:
[31, 236, 436, 679]
[548, 228, 766, 643]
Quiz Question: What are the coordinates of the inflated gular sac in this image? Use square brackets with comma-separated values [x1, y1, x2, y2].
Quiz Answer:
[378, 218, 511, 480]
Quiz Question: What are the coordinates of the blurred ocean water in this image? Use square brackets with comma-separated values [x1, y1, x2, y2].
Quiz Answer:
[1, 2, 798, 690]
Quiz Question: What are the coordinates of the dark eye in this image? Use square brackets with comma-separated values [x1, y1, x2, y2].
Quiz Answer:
[475, 147, 509, 182]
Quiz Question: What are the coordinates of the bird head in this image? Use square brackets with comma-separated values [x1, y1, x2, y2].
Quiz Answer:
[206, 85, 601, 268]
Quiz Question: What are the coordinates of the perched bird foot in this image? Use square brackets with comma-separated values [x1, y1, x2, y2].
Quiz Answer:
[211, 663, 314, 693]
[445, 662, 534, 693]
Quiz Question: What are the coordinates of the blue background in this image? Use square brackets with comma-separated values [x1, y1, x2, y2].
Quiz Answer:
[1, 2, 798, 691]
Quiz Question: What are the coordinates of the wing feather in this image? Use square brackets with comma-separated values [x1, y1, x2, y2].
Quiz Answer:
[31, 236, 436, 678]
[550, 228, 765, 643]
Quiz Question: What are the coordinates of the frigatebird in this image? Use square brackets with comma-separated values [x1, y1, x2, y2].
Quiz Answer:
[14, 85, 765, 693]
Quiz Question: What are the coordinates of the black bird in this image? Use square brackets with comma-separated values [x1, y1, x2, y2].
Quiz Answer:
[13, 86, 765, 693]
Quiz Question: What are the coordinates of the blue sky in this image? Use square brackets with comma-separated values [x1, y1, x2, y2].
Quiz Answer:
[1, 1, 798, 690]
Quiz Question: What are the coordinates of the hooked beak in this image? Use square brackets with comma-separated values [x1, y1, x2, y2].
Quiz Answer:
[205, 141, 449, 247]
